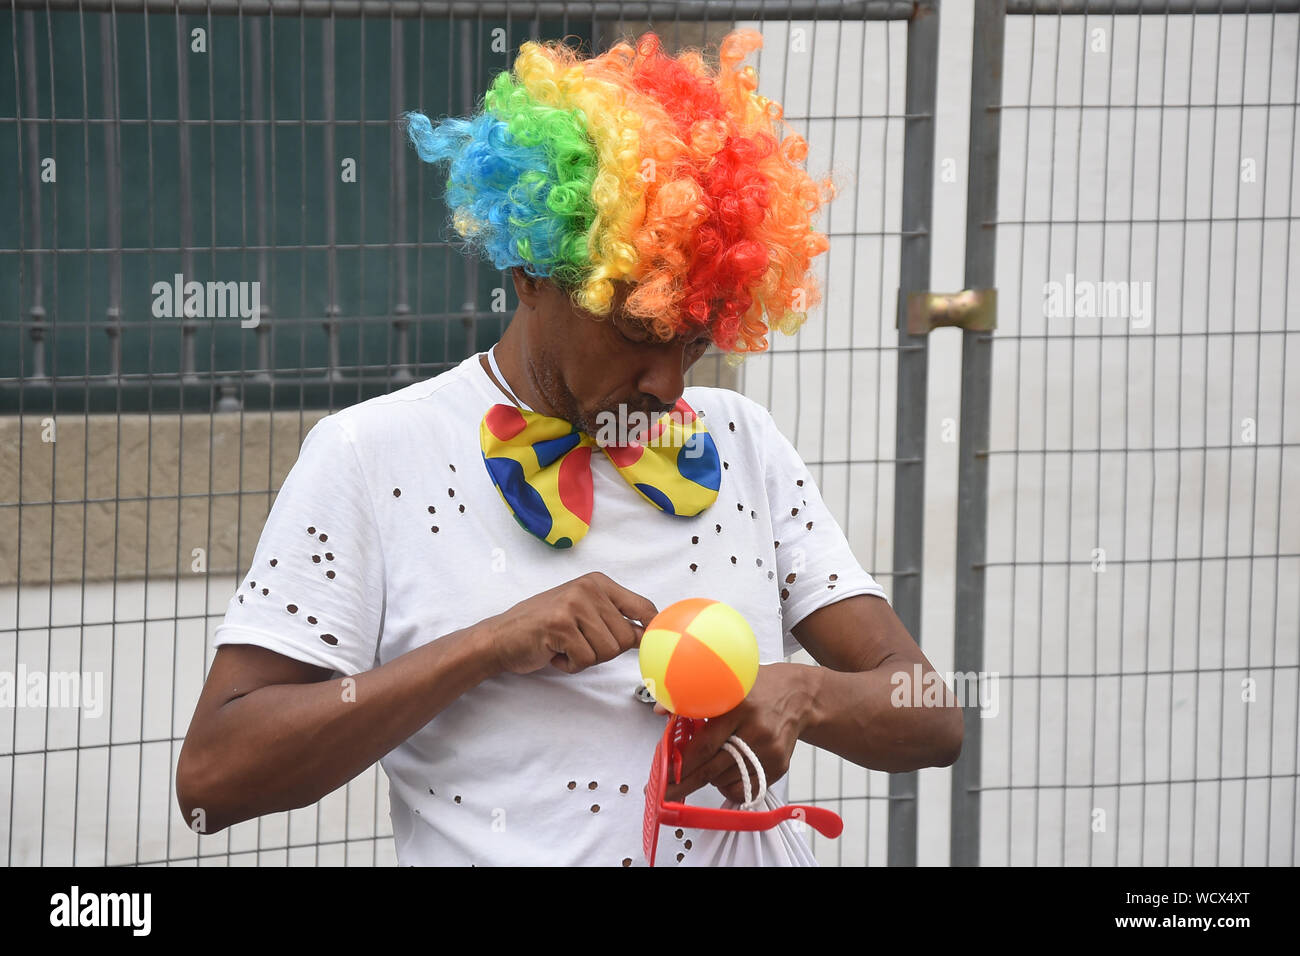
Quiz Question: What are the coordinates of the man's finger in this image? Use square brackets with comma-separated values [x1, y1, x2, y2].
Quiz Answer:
[581, 605, 626, 663]
[552, 625, 598, 673]
[707, 761, 765, 804]
[594, 599, 643, 655]
[664, 749, 736, 802]
[592, 574, 659, 635]
[674, 711, 745, 780]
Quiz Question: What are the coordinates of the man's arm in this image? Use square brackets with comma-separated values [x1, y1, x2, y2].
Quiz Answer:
[661, 398, 962, 802]
[177, 571, 656, 834]
[664, 595, 963, 803]
[176, 627, 498, 835]
[793, 594, 963, 771]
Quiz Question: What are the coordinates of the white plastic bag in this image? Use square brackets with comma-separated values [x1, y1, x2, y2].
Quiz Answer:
[669, 786, 820, 867]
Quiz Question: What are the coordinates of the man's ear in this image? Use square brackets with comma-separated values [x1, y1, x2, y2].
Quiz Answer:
[510, 266, 547, 307]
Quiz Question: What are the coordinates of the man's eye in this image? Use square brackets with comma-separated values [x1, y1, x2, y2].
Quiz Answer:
[616, 320, 650, 343]
[614, 317, 708, 349]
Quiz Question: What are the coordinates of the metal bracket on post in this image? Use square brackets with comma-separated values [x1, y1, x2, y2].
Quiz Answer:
[903, 288, 997, 336]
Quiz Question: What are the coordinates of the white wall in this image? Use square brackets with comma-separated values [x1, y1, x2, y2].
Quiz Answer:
[0, 576, 395, 865]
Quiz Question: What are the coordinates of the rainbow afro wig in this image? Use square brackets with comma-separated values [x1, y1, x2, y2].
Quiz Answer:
[404, 29, 837, 355]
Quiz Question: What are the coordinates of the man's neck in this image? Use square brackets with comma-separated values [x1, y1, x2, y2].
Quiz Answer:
[485, 327, 560, 420]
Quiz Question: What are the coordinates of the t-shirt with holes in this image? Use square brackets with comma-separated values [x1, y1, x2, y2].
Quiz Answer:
[211, 349, 890, 866]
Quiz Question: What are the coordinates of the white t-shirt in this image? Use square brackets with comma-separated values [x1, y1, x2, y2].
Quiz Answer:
[211, 348, 890, 866]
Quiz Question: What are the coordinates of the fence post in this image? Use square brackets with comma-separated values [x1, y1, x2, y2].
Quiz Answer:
[950, 0, 1005, 867]
[888, 0, 941, 868]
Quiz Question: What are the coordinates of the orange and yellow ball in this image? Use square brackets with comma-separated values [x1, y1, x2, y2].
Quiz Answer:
[638, 598, 760, 718]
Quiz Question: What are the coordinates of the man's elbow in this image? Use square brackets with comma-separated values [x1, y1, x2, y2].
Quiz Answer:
[176, 741, 235, 837]
[931, 704, 965, 767]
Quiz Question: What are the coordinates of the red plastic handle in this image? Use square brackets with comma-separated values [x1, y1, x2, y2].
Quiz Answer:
[657, 800, 844, 838]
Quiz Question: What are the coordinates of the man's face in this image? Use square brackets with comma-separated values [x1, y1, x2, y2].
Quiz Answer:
[515, 270, 715, 439]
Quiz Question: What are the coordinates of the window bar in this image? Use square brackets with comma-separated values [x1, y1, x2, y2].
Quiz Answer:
[251, 16, 273, 385]
[390, 17, 413, 383]
[99, 16, 123, 384]
[177, 14, 198, 384]
[323, 15, 342, 385]
[458, 18, 477, 356]
[21, 11, 47, 383]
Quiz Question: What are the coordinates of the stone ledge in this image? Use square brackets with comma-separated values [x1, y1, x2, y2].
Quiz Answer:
[0, 411, 329, 586]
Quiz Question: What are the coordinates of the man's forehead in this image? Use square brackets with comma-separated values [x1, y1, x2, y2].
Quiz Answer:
[606, 284, 714, 342]
[613, 308, 712, 344]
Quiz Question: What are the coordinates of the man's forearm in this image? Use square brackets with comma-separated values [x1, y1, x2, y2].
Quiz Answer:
[798, 657, 964, 772]
[180, 622, 501, 833]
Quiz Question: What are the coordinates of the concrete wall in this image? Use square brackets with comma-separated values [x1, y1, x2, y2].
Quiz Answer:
[0, 412, 327, 586]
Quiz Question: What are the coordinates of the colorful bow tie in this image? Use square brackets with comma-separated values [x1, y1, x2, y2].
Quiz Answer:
[479, 398, 722, 548]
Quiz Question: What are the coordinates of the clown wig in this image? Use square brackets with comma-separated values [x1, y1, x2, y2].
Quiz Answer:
[404, 29, 837, 355]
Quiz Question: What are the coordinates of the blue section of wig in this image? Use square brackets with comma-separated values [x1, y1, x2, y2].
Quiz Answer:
[403, 110, 576, 279]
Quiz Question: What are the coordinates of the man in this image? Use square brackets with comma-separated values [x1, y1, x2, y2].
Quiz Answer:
[176, 29, 961, 866]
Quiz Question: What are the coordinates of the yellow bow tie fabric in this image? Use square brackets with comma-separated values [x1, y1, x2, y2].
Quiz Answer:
[479, 398, 722, 548]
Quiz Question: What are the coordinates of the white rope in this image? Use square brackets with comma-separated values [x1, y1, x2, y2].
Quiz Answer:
[720, 734, 767, 810]
[719, 742, 751, 805]
[486, 344, 532, 411]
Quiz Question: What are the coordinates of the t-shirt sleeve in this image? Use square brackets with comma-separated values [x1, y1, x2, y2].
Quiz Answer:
[212, 413, 386, 677]
[759, 405, 890, 658]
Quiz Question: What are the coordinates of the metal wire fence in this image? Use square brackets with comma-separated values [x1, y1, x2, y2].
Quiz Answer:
[1, 1, 918, 866]
[954, 0, 1299, 866]
[2, 0, 1295, 867]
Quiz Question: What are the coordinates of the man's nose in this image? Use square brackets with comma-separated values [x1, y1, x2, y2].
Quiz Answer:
[636, 342, 691, 411]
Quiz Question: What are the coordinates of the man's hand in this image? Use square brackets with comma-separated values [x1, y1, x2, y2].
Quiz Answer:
[656, 595, 964, 805]
[484, 571, 659, 676]
[661, 662, 818, 804]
